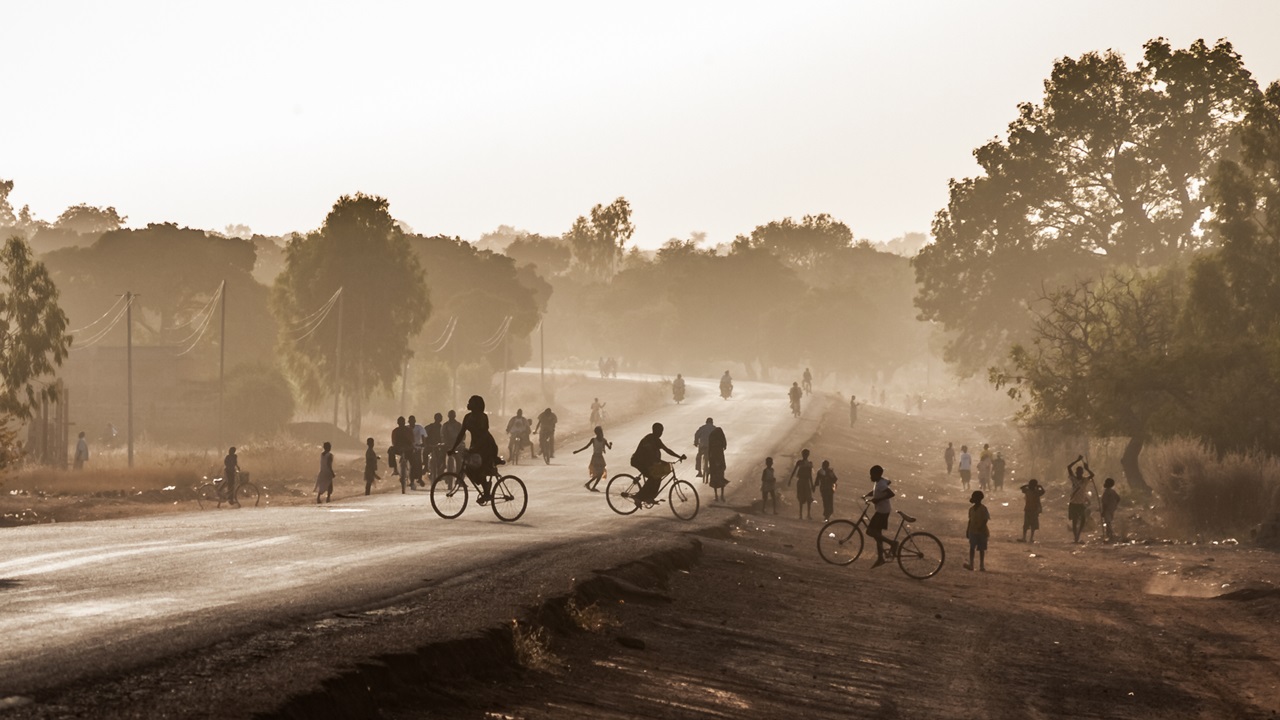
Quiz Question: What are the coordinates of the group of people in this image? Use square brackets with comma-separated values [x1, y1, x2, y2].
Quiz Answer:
[944, 442, 1007, 493]
[762, 448, 840, 523]
[386, 413, 464, 494]
[504, 407, 559, 462]
[597, 357, 619, 378]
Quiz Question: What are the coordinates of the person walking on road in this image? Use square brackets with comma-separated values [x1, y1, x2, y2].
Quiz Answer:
[1019, 478, 1045, 543]
[573, 426, 612, 491]
[992, 451, 1006, 492]
[363, 437, 380, 496]
[977, 450, 992, 491]
[391, 417, 413, 492]
[964, 490, 990, 571]
[223, 446, 241, 508]
[958, 445, 972, 490]
[787, 449, 816, 520]
[944, 442, 955, 476]
[816, 460, 838, 522]
[863, 465, 898, 567]
[1101, 477, 1121, 542]
[760, 457, 779, 514]
[408, 415, 426, 488]
[442, 410, 462, 474]
[315, 441, 335, 504]
[73, 432, 89, 471]
[707, 423, 728, 502]
[849, 395, 859, 427]
[1067, 455, 1094, 543]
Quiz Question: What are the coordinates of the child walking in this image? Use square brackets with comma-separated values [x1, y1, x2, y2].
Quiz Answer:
[364, 437, 380, 496]
[1100, 477, 1121, 542]
[573, 426, 612, 491]
[816, 460, 838, 522]
[964, 490, 990, 571]
[787, 449, 816, 520]
[760, 457, 778, 514]
[1019, 478, 1044, 543]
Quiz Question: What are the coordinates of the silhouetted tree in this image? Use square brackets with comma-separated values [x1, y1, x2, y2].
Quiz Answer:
[0, 236, 71, 421]
[566, 197, 634, 279]
[54, 205, 125, 235]
[734, 213, 852, 272]
[505, 233, 572, 277]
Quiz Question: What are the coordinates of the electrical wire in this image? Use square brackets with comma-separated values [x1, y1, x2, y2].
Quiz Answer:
[478, 316, 512, 351]
[69, 295, 133, 351]
[291, 289, 343, 344]
[173, 292, 222, 356]
[167, 282, 224, 332]
[287, 288, 342, 339]
[169, 282, 224, 347]
[428, 315, 458, 353]
[67, 295, 126, 335]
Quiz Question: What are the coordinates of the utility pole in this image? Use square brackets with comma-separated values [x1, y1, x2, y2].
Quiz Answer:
[401, 356, 409, 417]
[501, 328, 509, 417]
[218, 280, 226, 451]
[126, 290, 134, 468]
[332, 288, 344, 430]
[539, 319, 545, 401]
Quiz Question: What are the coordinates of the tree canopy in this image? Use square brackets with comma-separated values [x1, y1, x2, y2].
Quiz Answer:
[566, 197, 635, 280]
[0, 236, 71, 420]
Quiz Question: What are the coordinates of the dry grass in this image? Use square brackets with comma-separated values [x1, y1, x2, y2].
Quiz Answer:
[564, 598, 618, 633]
[510, 619, 560, 670]
[1143, 436, 1280, 539]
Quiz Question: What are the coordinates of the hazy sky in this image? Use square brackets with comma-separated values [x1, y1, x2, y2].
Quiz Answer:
[4, 1, 1280, 248]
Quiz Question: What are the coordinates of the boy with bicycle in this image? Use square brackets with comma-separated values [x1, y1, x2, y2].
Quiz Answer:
[629, 423, 686, 507]
[863, 465, 898, 567]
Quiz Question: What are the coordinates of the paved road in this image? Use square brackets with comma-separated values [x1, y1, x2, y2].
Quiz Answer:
[0, 373, 811, 697]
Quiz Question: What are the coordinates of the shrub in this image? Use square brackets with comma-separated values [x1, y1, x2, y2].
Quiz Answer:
[225, 364, 296, 439]
[1143, 436, 1280, 538]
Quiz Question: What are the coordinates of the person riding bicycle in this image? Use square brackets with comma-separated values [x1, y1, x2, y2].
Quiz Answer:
[506, 409, 533, 457]
[630, 422, 686, 507]
[693, 417, 715, 480]
[863, 465, 899, 567]
[442, 410, 462, 474]
[590, 398, 606, 426]
[789, 382, 803, 415]
[534, 407, 558, 458]
[425, 413, 444, 481]
[672, 373, 686, 403]
[448, 395, 502, 502]
[223, 446, 241, 508]
[719, 371, 733, 399]
[802, 367, 812, 394]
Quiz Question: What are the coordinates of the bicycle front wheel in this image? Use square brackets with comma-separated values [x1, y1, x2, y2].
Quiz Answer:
[605, 473, 642, 515]
[236, 482, 262, 507]
[491, 475, 528, 522]
[897, 531, 945, 579]
[669, 480, 699, 520]
[430, 473, 468, 519]
[817, 519, 864, 566]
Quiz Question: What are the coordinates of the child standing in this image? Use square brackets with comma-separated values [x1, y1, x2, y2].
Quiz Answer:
[364, 437, 380, 496]
[787, 449, 815, 520]
[816, 460, 838, 522]
[1019, 478, 1044, 543]
[964, 490, 990, 571]
[760, 457, 778, 514]
[573, 425, 612, 491]
[1100, 477, 1121, 542]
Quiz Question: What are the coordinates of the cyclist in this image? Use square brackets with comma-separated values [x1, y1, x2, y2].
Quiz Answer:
[863, 465, 898, 567]
[447, 395, 501, 503]
[425, 413, 444, 481]
[692, 417, 715, 480]
[672, 373, 686, 403]
[719, 371, 733, 399]
[788, 382, 802, 416]
[629, 422, 686, 507]
[506, 409, 532, 459]
[223, 446, 241, 508]
[590, 398, 606, 426]
[534, 407, 558, 459]
[442, 410, 462, 474]
[802, 368, 812, 394]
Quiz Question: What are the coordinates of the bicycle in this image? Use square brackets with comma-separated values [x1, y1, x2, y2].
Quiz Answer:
[429, 452, 528, 522]
[816, 500, 945, 579]
[537, 432, 553, 465]
[605, 459, 699, 521]
[196, 471, 261, 509]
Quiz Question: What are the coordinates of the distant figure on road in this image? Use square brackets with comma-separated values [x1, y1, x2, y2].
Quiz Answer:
[590, 398, 606, 426]
[788, 382, 802, 417]
[863, 465, 897, 567]
[719, 371, 733, 400]
[73, 432, 88, 471]
[672, 374, 686, 404]
[707, 423, 728, 501]
[534, 407, 558, 459]
[628, 422, 685, 507]
[573, 425, 612, 491]
[787, 449, 815, 520]
[992, 452, 1006, 492]
[944, 442, 955, 475]
[1101, 477, 1121, 542]
[223, 446, 241, 508]
[391, 417, 412, 490]
[425, 414, 444, 481]
[958, 445, 972, 490]
[364, 437, 379, 496]
[964, 490, 990, 571]
[760, 457, 778, 514]
[442, 410, 462, 474]
[693, 417, 715, 481]
[1067, 455, 1094, 543]
[315, 441, 335, 504]
[506, 408, 532, 459]
[409, 415, 426, 488]
[849, 395, 858, 427]
[816, 460, 838, 522]
[1019, 478, 1045, 543]
[448, 395, 501, 503]
[977, 450, 992, 491]
[802, 367, 812, 394]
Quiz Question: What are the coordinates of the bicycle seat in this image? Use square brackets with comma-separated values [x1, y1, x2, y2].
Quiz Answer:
[897, 511, 916, 523]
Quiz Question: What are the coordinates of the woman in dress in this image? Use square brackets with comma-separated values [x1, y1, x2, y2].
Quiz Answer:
[787, 448, 815, 520]
[707, 424, 728, 502]
[315, 441, 335, 504]
[573, 425, 613, 491]
[448, 395, 500, 501]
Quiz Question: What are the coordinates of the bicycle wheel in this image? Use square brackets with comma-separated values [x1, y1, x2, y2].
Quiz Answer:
[490, 475, 528, 522]
[196, 483, 220, 510]
[605, 473, 642, 515]
[668, 480, 699, 521]
[817, 519, 864, 566]
[897, 531, 945, 579]
[430, 473, 468, 519]
[541, 438, 552, 465]
[236, 482, 261, 507]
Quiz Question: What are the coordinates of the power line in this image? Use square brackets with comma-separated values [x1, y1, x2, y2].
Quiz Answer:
[167, 285, 224, 332]
[478, 316, 512, 352]
[173, 290, 223, 356]
[170, 282, 224, 347]
[429, 315, 458, 353]
[69, 296, 133, 352]
[288, 288, 343, 341]
[287, 287, 342, 333]
[67, 295, 126, 335]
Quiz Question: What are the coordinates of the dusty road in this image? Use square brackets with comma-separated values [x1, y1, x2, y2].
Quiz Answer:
[0, 373, 817, 705]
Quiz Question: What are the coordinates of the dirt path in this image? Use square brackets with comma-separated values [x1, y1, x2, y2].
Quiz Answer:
[410, 398, 1280, 719]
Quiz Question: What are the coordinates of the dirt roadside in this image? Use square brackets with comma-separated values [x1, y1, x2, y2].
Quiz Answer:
[390, 399, 1280, 720]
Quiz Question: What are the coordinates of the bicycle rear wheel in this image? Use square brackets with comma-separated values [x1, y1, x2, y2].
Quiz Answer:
[236, 482, 261, 507]
[897, 531, 945, 579]
[430, 473, 468, 519]
[668, 480, 699, 520]
[605, 473, 642, 515]
[195, 483, 220, 510]
[817, 519, 864, 565]
[490, 475, 528, 522]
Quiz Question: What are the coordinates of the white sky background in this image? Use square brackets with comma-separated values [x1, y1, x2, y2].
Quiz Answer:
[3, 1, 1280, 248]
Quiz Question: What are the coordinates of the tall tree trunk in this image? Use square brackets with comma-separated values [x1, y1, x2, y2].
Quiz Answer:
[1120, 434, 1150, 494]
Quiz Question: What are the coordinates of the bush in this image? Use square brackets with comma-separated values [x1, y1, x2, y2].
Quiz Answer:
[1143, 436, 1280, 538]
[225, 364, 296, 439]
[413, 360, 454, 413]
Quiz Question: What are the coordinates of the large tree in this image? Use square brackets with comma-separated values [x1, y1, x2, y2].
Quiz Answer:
[0, 236, 71, 421]
[565, 197, 635, 279]
[272, 194, 428, 434]
[733, 213, 853, 272]
[915, 39, 1258, 375]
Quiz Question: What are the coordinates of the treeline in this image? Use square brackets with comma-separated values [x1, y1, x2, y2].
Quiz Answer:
[913, 38, 1280, 490]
